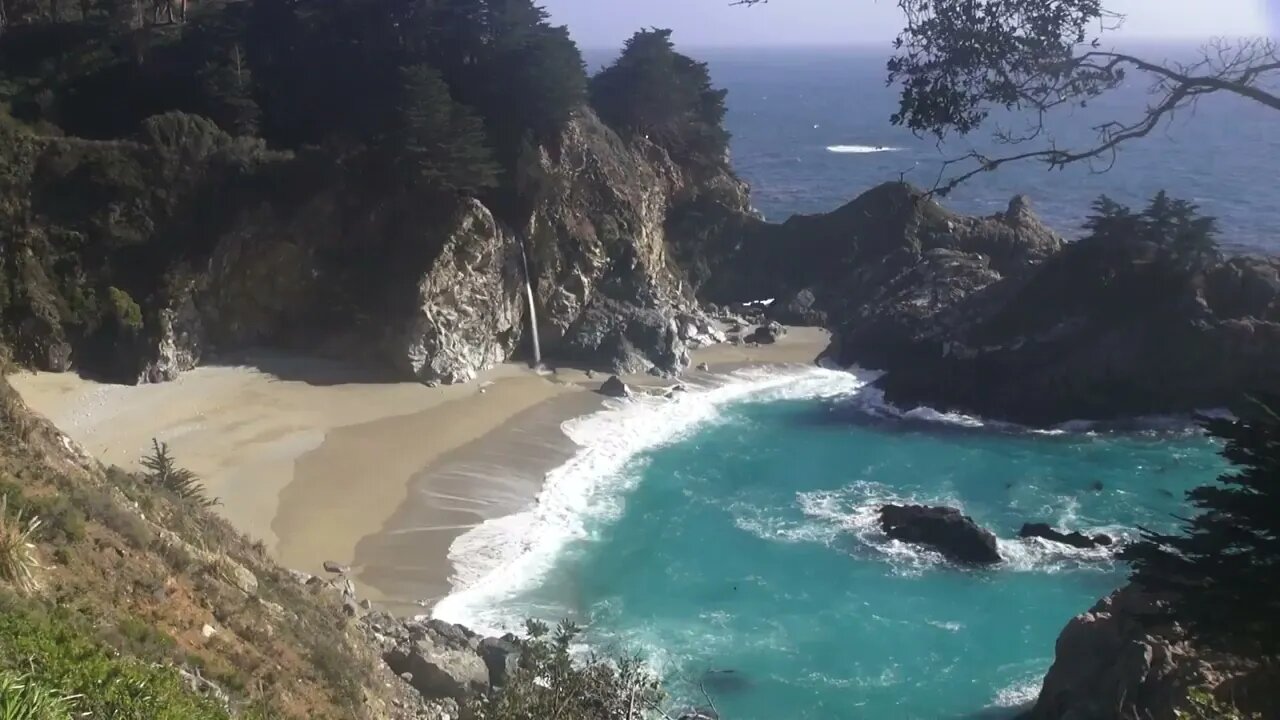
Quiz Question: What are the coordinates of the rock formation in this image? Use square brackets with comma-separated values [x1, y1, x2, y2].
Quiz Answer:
[0, 109, 748, 386]
[1019, 523, 1114, 550]
[878, 504, 1002, 565]
[1028, 585, 1278, 720]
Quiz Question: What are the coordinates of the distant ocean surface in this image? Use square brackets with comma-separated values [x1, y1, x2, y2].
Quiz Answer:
[596, 45, 1280, 253]
[432, 47, 1245, 719]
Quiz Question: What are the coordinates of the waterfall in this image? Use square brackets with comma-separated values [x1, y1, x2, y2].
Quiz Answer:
[518, 234, 542, 367]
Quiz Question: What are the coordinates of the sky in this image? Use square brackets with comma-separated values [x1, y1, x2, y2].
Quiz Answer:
[540, 0, 1272, 50]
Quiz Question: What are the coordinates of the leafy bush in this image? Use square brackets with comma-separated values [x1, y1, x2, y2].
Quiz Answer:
[0, 496, 42, 594]
[105, 286, 142, 333]
[470, 620, 664, 720]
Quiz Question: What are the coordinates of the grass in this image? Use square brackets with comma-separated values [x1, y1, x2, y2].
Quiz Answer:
[0, 670, 77, 720]
[0, 496, 41, 594]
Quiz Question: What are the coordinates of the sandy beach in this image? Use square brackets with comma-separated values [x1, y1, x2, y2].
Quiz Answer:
[10, 327, 830, 611]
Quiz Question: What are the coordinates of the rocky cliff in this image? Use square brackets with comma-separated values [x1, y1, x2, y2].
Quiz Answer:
[693, 181, 1280, 424]
[0, 108, 745, 384]
[1028, 585, 1278, 720]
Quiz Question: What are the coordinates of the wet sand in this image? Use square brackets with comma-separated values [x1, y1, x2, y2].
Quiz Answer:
[10, 327, 831, 610]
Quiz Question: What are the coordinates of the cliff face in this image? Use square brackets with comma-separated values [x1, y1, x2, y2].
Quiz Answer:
[0, 109, 747, 384]
[692, 181, 1280, 424]
[1029, 585, 1278, 720]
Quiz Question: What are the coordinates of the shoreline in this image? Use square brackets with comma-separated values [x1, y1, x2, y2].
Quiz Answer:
[8, 328, 832, 612]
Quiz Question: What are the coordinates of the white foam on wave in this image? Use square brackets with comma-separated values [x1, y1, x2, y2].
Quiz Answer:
[990, 676, 1043, 708]
[432, 365, 871, 635]
[827, 144, 902, 154]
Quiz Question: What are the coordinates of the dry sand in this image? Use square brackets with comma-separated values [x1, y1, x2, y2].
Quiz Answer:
[10, 327, 831, 611]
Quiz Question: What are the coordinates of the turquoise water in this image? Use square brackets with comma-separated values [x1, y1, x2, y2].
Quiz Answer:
[435, 369, 1224, 719]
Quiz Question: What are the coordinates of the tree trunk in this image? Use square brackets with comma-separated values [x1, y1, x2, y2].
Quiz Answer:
[1, 0, 8, 34]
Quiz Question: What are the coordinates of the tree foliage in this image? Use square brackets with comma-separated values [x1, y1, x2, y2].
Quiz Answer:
[739, 0, 1280, 194]
[590, 28, 730, 165]
[1124, 398, 1280, 656]
[469, 619, 665, 720]
[141, 439, 218, 508]
[395, 63, 500, 194]
[1083, 191, 1220, 270]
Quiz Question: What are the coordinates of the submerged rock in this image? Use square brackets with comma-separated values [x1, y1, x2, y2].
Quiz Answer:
[879, 505, 1002, 565]
[1019, 523, 1114, 550]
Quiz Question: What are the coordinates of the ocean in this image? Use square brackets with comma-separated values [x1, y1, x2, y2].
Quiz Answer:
[432, 47, 1256, 718]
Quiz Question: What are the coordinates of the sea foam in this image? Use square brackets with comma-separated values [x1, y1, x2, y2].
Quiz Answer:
[827, 144, 902, 154]
[432, 365, 870, 634]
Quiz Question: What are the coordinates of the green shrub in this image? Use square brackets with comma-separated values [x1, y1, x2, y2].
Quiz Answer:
[0, 670, 77, 720]
[0, 496, 42, 594]
[105, 287, 143, 333]
[470, 620, 664, 720]
[1177, 688, 1262, 720]
[0, 596, 230, 720]
[76, 485, 152, 550]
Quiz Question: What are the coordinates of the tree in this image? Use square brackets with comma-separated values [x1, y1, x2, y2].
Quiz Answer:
[395, 63, 500, 194]
[141, 439, 219, 507]
[737, 0, 1280, 195]
[1082, 191, 1220, 272]
[590, 29, 730, 164]
[1124, 398, 1280, 656]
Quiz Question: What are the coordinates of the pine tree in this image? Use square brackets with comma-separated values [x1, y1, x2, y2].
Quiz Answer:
[141, 439, 219, 508]
[396, 63, 500, 194]
[589, 29, 730, 164]
[1124, 398, 1280, 655]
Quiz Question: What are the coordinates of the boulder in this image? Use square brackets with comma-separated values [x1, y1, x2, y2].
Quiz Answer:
[1019, 523, 1114, 550]
[477, 635, 521, 688]
[879, 505, 1002, 565]
[322, 560, 348, 574]
[599, 375, 630, 398]
[770, 288, 826, 326]
[745, 322, 785, 345]
[383, 637, 489, 702]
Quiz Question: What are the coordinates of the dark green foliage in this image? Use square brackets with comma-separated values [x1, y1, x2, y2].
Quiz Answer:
[470, 619, 664, 720]
[395, 64, 499, 195]
[140, 439, 218, 508]
[105, 286, 141, 332]
[1083, 191, 1220, 271]
[1124, 397, 1280, 655]
[589, 29, 729, 165]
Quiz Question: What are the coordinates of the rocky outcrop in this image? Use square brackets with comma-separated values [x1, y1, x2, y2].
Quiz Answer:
[599, 375, 631, 398]
[878, 504, 1002, 565]
[392, 200, 524, 385]
[1019, 523, 1113, 550]
[2, 109, 750, 386]
[866, 233, 1280, 423]
[525, 110, 750, 377]
[1029, 585, 1278, 720]
[363, 612, 523, 707]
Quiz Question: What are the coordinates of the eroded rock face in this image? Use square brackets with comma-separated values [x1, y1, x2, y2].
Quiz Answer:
[879, 504, 1002, 565]
[1029, 585, 1277, 720]
[393, 200, 524, 385]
